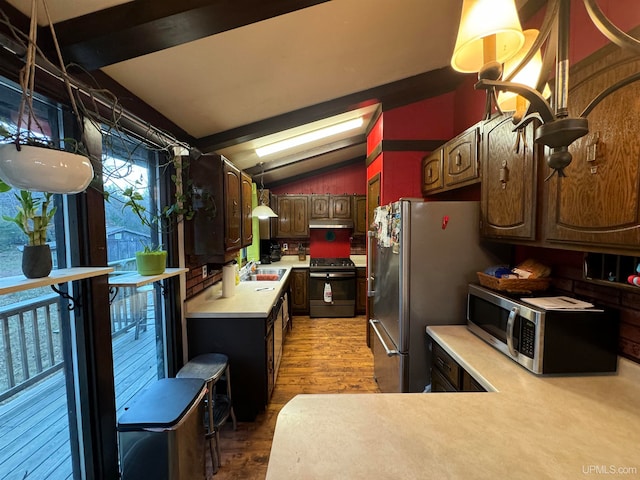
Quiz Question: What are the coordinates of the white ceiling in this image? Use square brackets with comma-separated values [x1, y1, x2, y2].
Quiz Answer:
[5, 0, 469, 185]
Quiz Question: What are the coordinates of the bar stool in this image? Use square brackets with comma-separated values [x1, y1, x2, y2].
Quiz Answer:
[176, 353, 237, 474]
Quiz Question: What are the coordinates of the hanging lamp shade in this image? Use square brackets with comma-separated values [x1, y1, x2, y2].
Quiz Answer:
[497, 29, 552, 112]
[451, 0, 525, 73]
[252, 204, 278, 219]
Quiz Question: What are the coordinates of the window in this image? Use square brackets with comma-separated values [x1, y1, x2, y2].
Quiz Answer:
[102, 132, 168, 414]
[0, 79, 78, 480]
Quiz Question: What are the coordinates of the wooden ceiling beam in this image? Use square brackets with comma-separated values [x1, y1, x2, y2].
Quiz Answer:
[53, 0, 330, 71]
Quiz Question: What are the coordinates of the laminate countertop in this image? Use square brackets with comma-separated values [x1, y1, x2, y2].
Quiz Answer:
[266, 325, 640, 479]
[185, 255, 366, 318]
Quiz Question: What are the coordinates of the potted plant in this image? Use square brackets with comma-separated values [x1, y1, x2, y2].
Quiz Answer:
[135, 243, 167, 276]
[2, 190, 56, 278]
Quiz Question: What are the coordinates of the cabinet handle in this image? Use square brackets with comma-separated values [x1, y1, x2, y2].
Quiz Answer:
[427, 167, 433, 180]
[455, 152, 462, 167]
[500, 160, 509, 189]
[436, 356, 451, 372]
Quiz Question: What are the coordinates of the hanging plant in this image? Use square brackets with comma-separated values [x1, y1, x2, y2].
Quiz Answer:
[0, 0, 94, 194]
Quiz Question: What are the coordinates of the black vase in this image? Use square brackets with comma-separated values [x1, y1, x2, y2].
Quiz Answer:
[22, 244, 53, 279]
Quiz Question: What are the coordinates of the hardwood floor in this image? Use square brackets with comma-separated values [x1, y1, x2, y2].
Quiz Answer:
[209, 315, 380, 479]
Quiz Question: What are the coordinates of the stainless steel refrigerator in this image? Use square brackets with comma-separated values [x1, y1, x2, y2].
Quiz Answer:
[367, 199, 507, 393]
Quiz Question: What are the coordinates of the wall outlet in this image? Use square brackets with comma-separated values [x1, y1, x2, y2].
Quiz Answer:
[202, 265, 207, 278]
[283, 243, 288, 251]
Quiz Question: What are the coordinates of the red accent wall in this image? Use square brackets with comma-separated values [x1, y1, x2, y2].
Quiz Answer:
[381, 151, 423, 204]
[271, 162, 366, 195]
[367, 115, 383, 156]
[384, 94, 456, 140]
[309, 229, 352, 258]
[453, 76, 485, 134]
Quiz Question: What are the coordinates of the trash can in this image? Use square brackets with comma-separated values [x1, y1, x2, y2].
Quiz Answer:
[117, 378, 206, 480]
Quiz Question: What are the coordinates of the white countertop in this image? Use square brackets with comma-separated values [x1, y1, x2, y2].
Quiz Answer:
[185, 255, 367, 318]
[185, 266, 292, 318]
[266, 325, 640, 479]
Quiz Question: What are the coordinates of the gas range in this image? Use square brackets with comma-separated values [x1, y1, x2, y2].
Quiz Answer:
[308, 257, 356, 318]
[309, 257, 356, 271]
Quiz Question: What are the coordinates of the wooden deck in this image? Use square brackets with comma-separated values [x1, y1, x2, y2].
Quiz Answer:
[0, 321, 159, 480]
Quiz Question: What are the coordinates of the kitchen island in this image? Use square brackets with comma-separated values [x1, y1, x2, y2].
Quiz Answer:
[266, 325, 640, 479]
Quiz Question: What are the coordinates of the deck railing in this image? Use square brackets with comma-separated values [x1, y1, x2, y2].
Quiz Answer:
[0, 257, 152, 401]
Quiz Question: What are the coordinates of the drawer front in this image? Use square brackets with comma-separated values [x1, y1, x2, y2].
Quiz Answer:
[431, 367, 457, 392]
[432, 343, 461, 390]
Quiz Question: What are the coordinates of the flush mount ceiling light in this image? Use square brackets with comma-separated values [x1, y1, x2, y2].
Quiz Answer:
[252, 162, 278, 219]
[255, 117, 363, 158]
[451, 0, 640, 178]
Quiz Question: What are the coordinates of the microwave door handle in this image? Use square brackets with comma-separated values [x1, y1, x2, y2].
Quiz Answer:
[506, 307, 519, 357]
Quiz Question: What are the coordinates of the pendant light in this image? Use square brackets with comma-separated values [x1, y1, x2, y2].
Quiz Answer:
[252, 162, 277, 219]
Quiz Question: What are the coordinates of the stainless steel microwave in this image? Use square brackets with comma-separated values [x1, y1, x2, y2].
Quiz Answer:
[466, 284, 619, 375]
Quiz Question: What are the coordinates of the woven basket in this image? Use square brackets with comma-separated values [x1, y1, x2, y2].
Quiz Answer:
[477, 272, 551, 294]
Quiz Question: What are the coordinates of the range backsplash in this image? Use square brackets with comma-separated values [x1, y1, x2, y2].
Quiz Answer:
[309, 229, 351, 258]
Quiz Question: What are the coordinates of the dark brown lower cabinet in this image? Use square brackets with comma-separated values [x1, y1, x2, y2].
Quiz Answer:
[356, 268, 367, 315]
[187, 310, 277, 421]
[430, 340, 486, 393]
[290, 268, 309, 315]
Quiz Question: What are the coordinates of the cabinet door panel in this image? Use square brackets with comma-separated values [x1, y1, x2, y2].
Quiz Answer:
[422, 149, 443, 195]
[444, 127, 479, 187]
[292, 197, 309, 236]
[353, 195, 367, 236]
[276, 195, 308, 238]
[481, 114, 537, 240]
[290, 269, 309, 314]
[224, 162, 242, 250]
[546, 56, 640, 247]
[310, 195, 330, 219]
[241, 171, 253, 247]
[331, 195, 352, 219]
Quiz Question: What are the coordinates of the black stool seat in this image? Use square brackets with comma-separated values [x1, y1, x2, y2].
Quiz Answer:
[177, 353, 228, 384]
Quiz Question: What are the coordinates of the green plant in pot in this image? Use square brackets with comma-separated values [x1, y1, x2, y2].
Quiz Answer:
[2, 190, 56, 278]
[135, 243, 167, 276]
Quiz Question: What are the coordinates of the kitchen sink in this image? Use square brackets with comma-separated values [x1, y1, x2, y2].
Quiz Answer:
[241, 268, 286, 282]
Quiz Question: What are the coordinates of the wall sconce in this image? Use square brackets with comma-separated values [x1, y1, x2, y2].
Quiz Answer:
[252, 162, 278, 219]
[452, 0, 640, 178]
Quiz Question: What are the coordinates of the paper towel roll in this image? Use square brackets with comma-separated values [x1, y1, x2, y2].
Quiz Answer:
[222, 265, 236, 297]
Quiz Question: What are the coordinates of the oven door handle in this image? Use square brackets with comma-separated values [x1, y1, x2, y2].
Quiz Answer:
[310, 272, 356, 279]
[506, 306, 519, 358]
[369, 319, 398, 357]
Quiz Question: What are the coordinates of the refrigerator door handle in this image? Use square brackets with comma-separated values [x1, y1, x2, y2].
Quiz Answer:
[369, 319, 398, 357]
[367, 231, 375, 297]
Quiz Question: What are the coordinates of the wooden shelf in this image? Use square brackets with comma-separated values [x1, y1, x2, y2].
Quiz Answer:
[108, 268, 189, 288]
[0, 267, 114, 295]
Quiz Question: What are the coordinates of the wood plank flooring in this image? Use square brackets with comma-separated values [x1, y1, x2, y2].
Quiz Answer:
[210, 315, 380, 479]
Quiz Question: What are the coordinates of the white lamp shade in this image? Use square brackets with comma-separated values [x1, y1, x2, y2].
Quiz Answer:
[252, 204, 278, 219]
[0, 144, 94, 194]
[451, 0, 525, 73]
[498, 29, 552, 111]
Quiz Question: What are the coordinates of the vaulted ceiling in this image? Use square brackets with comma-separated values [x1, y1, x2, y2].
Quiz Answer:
[0, 0, 539, 186]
